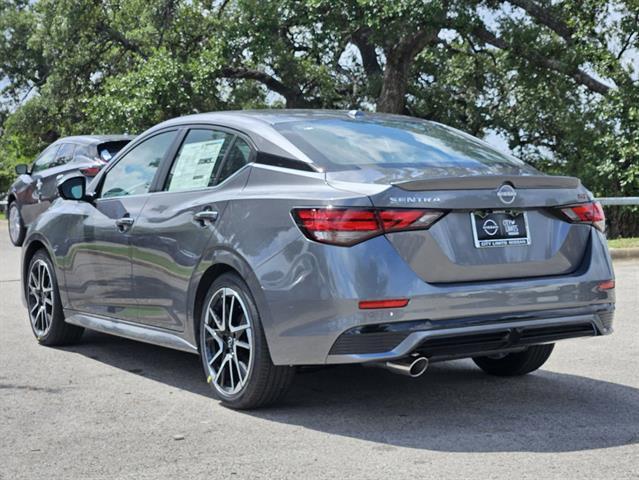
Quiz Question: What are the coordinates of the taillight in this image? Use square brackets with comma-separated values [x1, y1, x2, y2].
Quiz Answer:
[79, 165, 103, 177]
[559, 201, 605, 232]
[597, 280, 615, 291]
[292, 208, 445, 246]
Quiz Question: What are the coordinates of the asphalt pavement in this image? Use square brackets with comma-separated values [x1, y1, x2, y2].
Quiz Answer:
[0, 220, 638, 479]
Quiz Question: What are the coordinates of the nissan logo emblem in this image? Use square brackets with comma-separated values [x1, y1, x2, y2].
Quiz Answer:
[497, 184, 517, 204]
[482, 219, 499, 236]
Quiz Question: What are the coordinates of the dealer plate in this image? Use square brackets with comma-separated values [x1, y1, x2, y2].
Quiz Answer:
[470, 210, 531, 248]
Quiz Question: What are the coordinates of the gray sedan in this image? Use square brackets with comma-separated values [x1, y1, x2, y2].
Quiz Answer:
[20, 110, 615, 409]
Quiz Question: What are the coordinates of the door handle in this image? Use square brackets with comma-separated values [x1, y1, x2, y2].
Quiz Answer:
[194, 210, 219, 225]
[115, 216, 134, 232]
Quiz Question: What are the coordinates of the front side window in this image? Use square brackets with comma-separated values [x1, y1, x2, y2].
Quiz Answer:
[32, 144, 61, 173]
[165, 129, 232, 192]
[101, 131, 177, 198]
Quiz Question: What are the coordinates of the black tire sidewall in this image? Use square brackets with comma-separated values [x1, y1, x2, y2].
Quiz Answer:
[8, 202, 25, 246]
[199, 272, 266, 404]
[27, 250, 64, 344]
[473, 344, 555, 376]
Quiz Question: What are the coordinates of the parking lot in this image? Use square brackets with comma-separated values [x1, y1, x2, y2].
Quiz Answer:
[0, 221, 637, 479]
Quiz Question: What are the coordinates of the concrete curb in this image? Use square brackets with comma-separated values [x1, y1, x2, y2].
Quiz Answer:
[610, 248, 639, 260]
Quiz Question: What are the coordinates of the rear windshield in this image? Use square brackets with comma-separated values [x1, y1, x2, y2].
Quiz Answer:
[274, 118, 531, 171]
[98, 140, 131, 162]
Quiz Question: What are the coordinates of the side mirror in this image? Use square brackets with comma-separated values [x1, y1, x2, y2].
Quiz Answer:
[15, 164, 28, 175]
[57, 175, 87, 201]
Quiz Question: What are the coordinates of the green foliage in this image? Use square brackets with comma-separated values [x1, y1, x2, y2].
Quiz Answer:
[0, 95, 60, 191]
[0, 0, 637, 234]
[86, 51, 213, 133]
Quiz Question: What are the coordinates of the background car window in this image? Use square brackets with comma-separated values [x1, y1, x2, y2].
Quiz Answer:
[97, 140, 131, 162]
[51, 143, 76, 168]
[165, 129, 232, 192]
[31, 144, 61, 173]
[101, 131, 176, 198]
[215, 137, 252, 184]
[73, 144, 95, 163]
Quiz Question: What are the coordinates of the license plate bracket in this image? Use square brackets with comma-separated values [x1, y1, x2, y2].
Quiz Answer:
[470, 210, 531, 248]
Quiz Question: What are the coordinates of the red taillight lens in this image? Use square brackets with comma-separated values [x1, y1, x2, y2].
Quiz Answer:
[292, 208, 444, 246]
[79, 165, 103, 177]
[597, 280, 615, 291]
[559, 201, 605, 232]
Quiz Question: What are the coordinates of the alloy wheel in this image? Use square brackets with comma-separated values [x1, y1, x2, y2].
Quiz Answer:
[203, 287, 253, 396]
[9, 204, 21, 244]
[27, 259, 54, 337]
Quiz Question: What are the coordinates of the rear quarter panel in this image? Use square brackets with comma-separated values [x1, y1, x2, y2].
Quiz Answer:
[190, 164, 372, 350]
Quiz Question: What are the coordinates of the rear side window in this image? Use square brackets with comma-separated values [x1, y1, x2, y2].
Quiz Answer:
[51, 143, 76, 168]
[73, 145, 96, 163]
[165, 129, 232, 192]
[31, 144, 61, 173]
[274, 118, 531, 171]
[101, 131, 177, 198]
[216, 137, 252, 184]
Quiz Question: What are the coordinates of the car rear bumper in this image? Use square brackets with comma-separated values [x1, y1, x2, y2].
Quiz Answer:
[255, 229, 615, 366]
[326, 304, 614, 364]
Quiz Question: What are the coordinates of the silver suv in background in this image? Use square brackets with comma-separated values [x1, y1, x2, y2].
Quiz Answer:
[7, 135, 133, 245]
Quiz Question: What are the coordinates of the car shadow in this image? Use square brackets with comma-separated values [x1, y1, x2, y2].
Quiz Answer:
[64, 330, 639, 453]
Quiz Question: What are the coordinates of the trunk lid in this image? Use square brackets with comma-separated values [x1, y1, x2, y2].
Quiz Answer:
[328, 171, 593, 283]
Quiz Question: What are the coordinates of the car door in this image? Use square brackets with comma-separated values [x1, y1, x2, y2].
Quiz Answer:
[64, 130, 180, 321]
[129, 127, 253, 331]
[20, 143, 61, 226]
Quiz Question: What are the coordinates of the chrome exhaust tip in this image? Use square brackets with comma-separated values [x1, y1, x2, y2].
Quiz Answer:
[376, 356, 429, 378]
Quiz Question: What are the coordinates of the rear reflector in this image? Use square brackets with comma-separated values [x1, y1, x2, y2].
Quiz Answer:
[597, 280, 615, 291]
[359, 298, 409, 309]
[292, 208, 444, 246]
[559, 201, 605, 232]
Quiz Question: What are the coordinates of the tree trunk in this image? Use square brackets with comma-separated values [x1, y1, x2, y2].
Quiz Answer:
[376, 53, 411, 113]
[285, 94, 313, 109]
[376, 28, 440, 114]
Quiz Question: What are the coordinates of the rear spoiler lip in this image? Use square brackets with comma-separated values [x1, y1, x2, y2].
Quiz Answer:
[393, 175, 581, 191]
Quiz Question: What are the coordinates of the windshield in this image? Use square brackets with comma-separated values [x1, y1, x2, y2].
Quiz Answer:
[98, 140, 132, 162]
[274, 118, 535, 174]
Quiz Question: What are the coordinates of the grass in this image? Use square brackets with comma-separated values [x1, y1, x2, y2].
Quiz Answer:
[608, 237, 639, 249]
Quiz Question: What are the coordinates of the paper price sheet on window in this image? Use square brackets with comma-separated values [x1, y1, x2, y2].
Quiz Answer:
[170, 139, 225, 191]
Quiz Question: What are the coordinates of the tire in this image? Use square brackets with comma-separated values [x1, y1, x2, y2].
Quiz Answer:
[199, 272, 294, 409]
[26, 250, 84, 346]
[473, 344, 555, 376]
[8, 202, 26, 246]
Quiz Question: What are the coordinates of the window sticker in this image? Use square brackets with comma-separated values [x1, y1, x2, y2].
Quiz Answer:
[169, 139, 225, 191]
